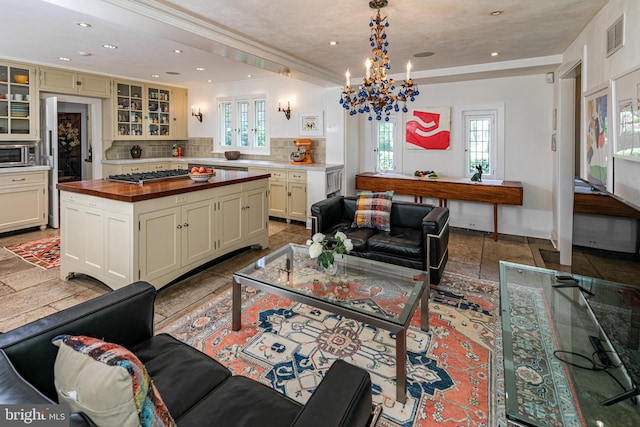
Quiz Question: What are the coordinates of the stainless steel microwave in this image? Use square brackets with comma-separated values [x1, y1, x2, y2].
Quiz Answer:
[0, 143, 36, 167]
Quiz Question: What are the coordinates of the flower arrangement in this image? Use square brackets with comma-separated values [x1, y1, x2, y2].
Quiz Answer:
[58, 122, 80, 152]
[307, 231, 353, 268]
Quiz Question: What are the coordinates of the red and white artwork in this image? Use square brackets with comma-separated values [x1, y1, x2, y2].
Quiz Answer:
[405, 107, 451, 150]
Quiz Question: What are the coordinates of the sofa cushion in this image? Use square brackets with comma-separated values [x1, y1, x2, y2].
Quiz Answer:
[324, 221, 377, 252]
[367, 226, 423, 260]
[0, 350, 53, 404]
[52, 335, 175, 427]
[351, 190, 394, 231]
[131, 333, 231, 420]
[176, 376, 301, 427]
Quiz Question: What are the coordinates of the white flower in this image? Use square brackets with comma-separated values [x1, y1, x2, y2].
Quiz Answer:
[306, 239, 313, 246]
[312, 233, 325, 243]
[334, 231, 347, 242]
[344, 238, 353, 252]
[308, 242, 323, 259]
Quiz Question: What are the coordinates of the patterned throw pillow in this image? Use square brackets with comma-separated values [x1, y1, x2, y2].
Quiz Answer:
[52, 335, 175, 427]
[351, 190, 394, 231]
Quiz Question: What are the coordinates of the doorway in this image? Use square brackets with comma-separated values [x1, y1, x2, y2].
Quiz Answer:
[57, 103, 87, 182]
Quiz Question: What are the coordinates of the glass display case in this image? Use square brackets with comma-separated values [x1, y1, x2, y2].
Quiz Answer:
[0, 63, 36, 139]
[116, 82, 144, 138]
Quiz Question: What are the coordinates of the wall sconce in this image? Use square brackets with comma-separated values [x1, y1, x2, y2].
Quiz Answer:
[191, 105, 203, 122]
[278, 101, 291, 120]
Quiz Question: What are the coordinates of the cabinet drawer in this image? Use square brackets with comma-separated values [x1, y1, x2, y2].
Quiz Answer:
[0, 172, 45, 186]
[149, 162, 171, 171]
[122, 164, 148, 174]
[287, 170, 306, 182]
[269, 169, 287, 180]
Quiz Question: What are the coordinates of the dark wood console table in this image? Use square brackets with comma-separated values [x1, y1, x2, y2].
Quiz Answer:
[356, 172, 523, 241]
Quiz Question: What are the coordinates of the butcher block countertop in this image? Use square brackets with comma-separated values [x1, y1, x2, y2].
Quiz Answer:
[56, 170, 270, 203]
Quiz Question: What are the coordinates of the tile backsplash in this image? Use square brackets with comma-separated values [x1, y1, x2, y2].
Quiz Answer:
[105, 137, 326, 163]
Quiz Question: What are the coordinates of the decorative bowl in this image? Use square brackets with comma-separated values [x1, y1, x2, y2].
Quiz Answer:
[13, 75, 29, 84]
[224, 151, 241, 160]
[189, 172, 214, 182]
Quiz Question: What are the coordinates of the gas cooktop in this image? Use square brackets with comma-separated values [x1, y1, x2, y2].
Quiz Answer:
[107, 169, 190, 185]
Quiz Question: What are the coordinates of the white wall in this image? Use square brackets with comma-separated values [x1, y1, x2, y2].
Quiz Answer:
[187, 75, 326, 145]
[562, 0, 640, 207]
[355, 74, 555, 239]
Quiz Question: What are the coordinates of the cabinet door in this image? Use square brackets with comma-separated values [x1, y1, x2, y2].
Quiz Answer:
[288, 182, 307, 221]
[39, 68, 77, 94]
[139, 207, 181, 283]
[115, 82, 144, 139]
[0, 62, 37, 140]
[60, 203, 104, 277]
[268, 180, 287, 218]
[181, 199, 216, 266]
[246, 187, 268, 240]
[103, 211, 131, 285]
[172, 87, 188, 139]
[78, 74, 111, 97]
[0, 185, 46, 233]
[218, 192, 244, 251]
[147, 86, 171, 139]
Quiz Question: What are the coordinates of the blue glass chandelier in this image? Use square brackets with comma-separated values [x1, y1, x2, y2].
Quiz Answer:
[340, 0, 419, 121]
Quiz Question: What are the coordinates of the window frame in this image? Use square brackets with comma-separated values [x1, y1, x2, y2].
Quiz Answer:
[217, 95, 269, 153]
[373, 114, 401, 172]
[461, 106, 504, 180]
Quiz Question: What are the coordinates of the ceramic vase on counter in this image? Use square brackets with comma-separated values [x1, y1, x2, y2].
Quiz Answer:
[130, 145, 142, 159]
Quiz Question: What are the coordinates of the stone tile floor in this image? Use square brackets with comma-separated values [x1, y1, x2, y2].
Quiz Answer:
[0, 221, 638, 332]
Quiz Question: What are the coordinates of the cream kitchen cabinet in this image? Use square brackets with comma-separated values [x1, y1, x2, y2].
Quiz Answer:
[102, 161, 175, 177]
[39, 67, 111, 97]
[139, 198, 216, 283]
[218, 180, 268, 252]
[0, 61, 37, 140]
[114, 81, 181, 140]
[172, 87, 188, 140]
[0, 169, 48, 233]
[249, 167, 306, 223]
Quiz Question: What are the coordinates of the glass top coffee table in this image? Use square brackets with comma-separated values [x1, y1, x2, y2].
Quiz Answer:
[500, 261, 640, 426]
[232, 243, 429, 403]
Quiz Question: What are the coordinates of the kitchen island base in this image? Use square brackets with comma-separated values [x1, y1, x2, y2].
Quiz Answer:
[58, 173, 269, 290]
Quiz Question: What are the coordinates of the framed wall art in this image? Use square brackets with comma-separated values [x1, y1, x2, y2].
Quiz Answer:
[405, 107, 451, 150]
[299, 112, 323, 137]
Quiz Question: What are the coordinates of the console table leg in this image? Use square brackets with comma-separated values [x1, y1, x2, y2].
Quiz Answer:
[421, 282, 430, 332]
[493, 203, 498, 241]
[396, 328, 407, 404]
[232, 278, 241, 331]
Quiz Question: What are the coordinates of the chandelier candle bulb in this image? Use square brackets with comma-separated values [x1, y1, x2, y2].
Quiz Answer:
[365, 58, 372, 78]
[406, 61, 411, 80]
[345, 69, 350, 88]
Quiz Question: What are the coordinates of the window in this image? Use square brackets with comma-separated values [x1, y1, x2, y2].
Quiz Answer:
[218, 96, 268, 152]
[375, 115, 399, 172]
[463, 110, 499, 178]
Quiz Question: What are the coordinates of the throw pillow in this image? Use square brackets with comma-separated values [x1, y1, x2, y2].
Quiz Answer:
[351, 190, 394, 231]
[52, 335, 175, 427]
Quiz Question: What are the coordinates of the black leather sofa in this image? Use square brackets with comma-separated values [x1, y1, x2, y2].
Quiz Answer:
[0, 281, 376, 427]
[311, 196, 449, 285]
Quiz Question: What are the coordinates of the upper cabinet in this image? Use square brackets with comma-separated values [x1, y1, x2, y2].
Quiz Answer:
[114, 81, 186, 140]
[0, 61, 37, 140]
[39, 67, 111, 98]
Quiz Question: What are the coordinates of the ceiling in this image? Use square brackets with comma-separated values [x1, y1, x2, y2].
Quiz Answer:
[0, 0, 608, 88]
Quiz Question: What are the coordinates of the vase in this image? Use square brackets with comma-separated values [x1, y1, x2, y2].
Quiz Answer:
[324, 261, 338, 276]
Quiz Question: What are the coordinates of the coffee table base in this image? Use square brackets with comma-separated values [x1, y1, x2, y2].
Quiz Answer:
[231, 277, 429, 404]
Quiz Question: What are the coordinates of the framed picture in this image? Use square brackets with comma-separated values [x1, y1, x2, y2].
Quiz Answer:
[585, 87, 609, 188]
[299, 112, 323, 136]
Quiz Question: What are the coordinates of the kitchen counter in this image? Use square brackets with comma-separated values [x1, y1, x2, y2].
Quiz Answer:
[101, 157, 343, 172]
[0, 165, 51, 173]
[57, 170, 269, 203]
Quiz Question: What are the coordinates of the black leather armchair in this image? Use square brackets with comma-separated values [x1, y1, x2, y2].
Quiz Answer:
[311, 195, 449, 285]
[0, 281, 377, 427]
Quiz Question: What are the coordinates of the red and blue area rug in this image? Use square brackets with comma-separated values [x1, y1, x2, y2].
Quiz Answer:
[4, 236, 60, 270]
[159, 272, 506, 426]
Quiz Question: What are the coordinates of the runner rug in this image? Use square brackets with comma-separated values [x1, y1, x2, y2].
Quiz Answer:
[4, 236, 60, 270]
[159, 272, 507, 426]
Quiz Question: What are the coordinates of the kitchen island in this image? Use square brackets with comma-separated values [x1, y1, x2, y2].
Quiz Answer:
[57, 171, 269, 290]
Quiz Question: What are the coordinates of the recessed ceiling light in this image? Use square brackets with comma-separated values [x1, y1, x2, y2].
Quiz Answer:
[151, 74, 160, 78]
[58, 57, 71, 61]
[102, 44, 117, 49]
[491, 52, 499, 57]
[77, 22, 91, 28]
[489, 10, 503, 16]
[78, 51, 92, 57]
[173, 49, 183, 54]
[196, 67, 205, 71]
[329, 41, 338, 46]
[207, 79, 212, 83]
[166, 71, 180, 75]
[414, 51, 434, 58]
[247, 74, 252, 78]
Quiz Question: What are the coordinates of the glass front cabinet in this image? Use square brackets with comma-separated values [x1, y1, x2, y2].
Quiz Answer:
[114, 81, 173, 140]
[0, 62, 37, 140]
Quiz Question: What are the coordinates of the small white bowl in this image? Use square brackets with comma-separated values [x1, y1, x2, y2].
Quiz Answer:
[189, 173, 213, 182]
